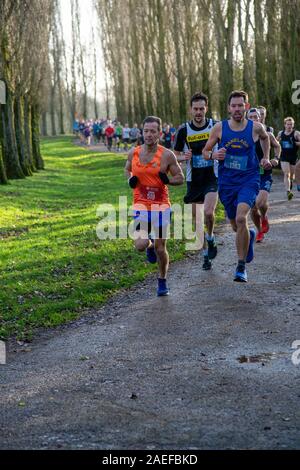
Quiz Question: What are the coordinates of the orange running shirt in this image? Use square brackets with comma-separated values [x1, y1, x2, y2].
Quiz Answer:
[132, 145, 171, 211]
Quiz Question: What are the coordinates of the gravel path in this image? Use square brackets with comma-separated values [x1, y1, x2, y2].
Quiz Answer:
[1, 174, 299, 450]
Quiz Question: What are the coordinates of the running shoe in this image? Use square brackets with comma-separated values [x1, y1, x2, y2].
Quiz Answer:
[287, 191, 294, 201]
[207, 237, 218, 260]
[234, 265, 248, 283]
[261, 216, 269, 234]
[256, 230, 264, 243]
[202, 255, 212, 270]
[157, 278, 169, 296]
[246, 228, 256, 263]
[146, 240, 157, 264]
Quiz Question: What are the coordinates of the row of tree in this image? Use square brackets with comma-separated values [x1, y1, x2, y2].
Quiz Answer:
[42, 0, 112, 138]
[0, 0, 54, 183]
[1, 0, 299, 183]
[97, 0, 300, 128]
[0, 0, 116, 184]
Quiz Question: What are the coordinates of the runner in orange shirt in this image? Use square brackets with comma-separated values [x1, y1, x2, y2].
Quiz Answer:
[125, 116, 184, 296]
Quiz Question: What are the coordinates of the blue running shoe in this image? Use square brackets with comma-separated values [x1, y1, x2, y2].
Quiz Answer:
[246, 228, 256, 263]
[157, 278, 169, 296]
[234, 266, 248, 282]
[146, 240, 157, 264]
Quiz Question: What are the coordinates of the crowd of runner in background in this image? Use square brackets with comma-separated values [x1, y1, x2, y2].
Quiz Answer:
[73, 118, 177, 151]
[73, 115, 299, 199]
[73, 111, 299, 205]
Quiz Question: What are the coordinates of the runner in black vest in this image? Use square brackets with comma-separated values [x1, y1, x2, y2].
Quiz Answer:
[247, 108, 281, 242]
[174, 92, 218, 270]
[277, 117, 300, 200]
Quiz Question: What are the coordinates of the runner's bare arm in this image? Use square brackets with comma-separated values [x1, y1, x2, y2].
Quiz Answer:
[203, 123, 226, 161]
[202, 123, 222, 160]
[255, 122, 270, 162]
[161, 150, 184, 186]
[124, 149, 134, 178]
[269, 132, 281, 155]
[294, 130, 300, 147]
[174, 149, 192, 162]
[269, 132, 281, 163]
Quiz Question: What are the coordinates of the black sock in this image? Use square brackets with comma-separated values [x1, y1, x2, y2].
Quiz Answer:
[238, 260, 246, 270]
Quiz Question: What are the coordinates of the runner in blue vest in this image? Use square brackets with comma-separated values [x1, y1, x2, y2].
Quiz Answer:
[202, 90, 271, 282]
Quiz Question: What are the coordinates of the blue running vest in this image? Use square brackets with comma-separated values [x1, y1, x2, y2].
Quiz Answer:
[218, 119, 259, 187]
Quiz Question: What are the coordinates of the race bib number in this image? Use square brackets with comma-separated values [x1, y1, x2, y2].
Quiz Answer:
[192, 154, 213, 168]
[139, 185, 163, 201]
[281, 141, 293, 149]
[224, 154, 248, 171]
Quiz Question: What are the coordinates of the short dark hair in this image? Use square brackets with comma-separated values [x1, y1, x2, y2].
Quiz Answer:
[190, 92, 208, 107]
[248, 107, 260, 115]
[142, 116, 162, 130]
[228, 90, 249, 104]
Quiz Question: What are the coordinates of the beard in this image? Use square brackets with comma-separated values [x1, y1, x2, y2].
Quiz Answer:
[232, 112, 244, 122]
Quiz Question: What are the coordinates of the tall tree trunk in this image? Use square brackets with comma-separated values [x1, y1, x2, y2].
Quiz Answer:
[1, 85, 24, 179]
[184, 0, 198, 97]
[172, 0, 186, 122]
[31, 103, 44, 170]
[201, 11, 211, 102]
[24, 94, 36, 172]
[148, 2, 164, 119]
[14, 94, 32, 176]
[41, 111, 48, 136]
[104, 67, 110, 118]
[57, 73, 65, 135]
[156, 0, 172, 121]
[93, 41, 98, 119]
[254, 0, 267, 106]
[266, 0, 281, 124]
[238, 0, 253, 96]
[50, 81, 57, 136]
[0, 107, 8, 184]
[76, 0, 88, 118]
[141, 10, 154, 117]
[70, 0, 77, 122]
[128, 0, 145, 123]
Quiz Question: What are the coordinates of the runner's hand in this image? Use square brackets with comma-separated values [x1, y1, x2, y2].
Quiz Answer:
[270, 158, 279, 167]
[128, 176, 138, 188]
[261, 158, 272, 170]
[183, 150, 192, 160]
[212, 147, 226, 161]
[158, 172, 170, 185]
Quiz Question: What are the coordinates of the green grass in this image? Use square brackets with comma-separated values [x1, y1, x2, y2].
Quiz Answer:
[0, 136, 224, 340]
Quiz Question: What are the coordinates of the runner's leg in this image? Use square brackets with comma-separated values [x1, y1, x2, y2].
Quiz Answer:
[154, 238, 169, 279]
[281, 161, 291, 192]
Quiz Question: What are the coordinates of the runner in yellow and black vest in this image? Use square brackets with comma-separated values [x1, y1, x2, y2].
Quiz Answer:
[174, 92, 218, 270]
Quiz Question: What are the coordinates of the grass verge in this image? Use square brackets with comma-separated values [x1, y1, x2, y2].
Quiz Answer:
[0, 136, 224, 340]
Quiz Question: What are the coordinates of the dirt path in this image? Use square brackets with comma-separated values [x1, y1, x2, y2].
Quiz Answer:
[0, 174, 299, 450]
